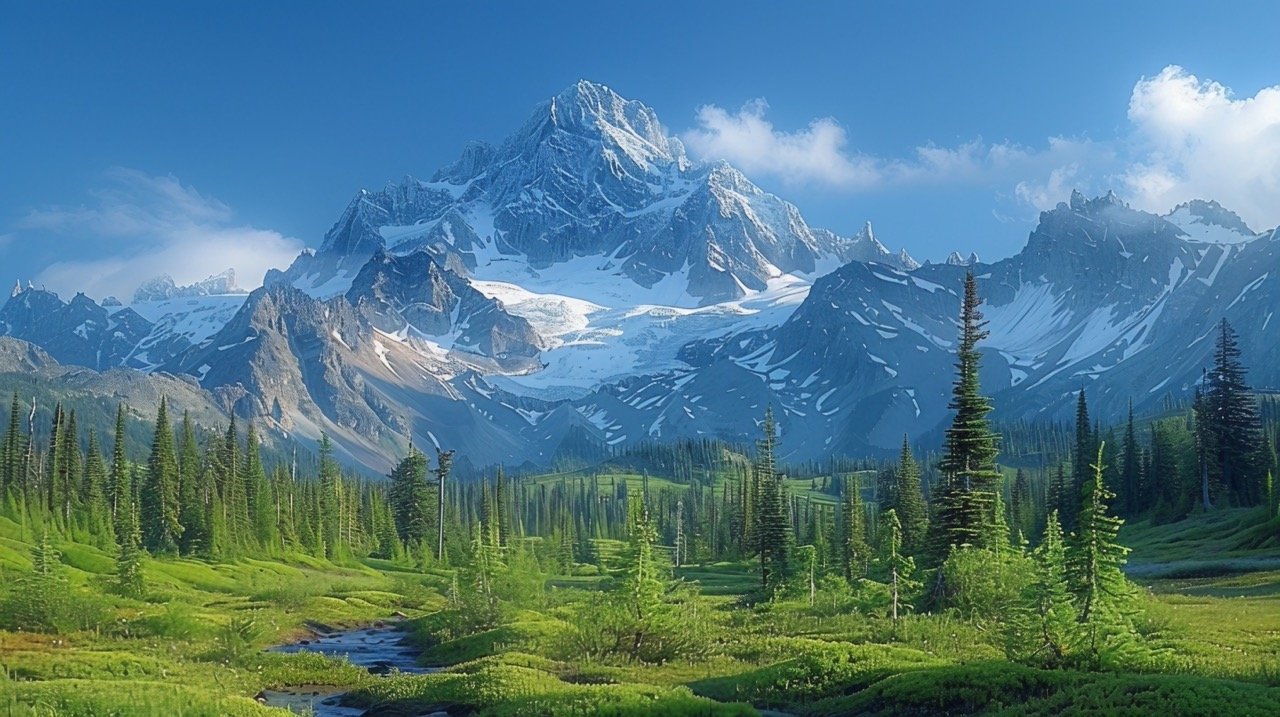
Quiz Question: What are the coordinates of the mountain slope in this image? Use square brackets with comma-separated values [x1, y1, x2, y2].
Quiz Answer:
[590, 191, 1278, 459]
[284, 80, 914, 307]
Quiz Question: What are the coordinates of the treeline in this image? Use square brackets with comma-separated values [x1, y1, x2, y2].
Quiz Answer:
[0, 396, 411, 592]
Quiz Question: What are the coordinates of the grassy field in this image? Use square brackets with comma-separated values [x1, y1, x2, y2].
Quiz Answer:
[1, 505, 1277, 715]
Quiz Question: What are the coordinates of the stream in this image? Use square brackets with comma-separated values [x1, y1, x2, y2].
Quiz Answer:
[259, 621, 439, 716]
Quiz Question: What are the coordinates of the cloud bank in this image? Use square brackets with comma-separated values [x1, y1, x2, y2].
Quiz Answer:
[24, 169, 303, 301]
[1122, 65, 1280, 231]
[684, 66, 1280, 231]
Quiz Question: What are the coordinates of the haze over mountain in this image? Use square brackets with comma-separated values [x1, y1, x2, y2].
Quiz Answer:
[1, 81, 1275, 471]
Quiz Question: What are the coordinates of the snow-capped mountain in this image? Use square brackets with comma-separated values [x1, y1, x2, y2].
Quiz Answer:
[0, 286, 192, 371]
[282, 80, 914, 306]
[3, 79, 1276, 472]
[134, 269, 247, 302]
[586, 190, 1278, 460]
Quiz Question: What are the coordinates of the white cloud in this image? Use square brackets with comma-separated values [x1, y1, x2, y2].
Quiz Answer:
[23, 169, 303, 301]
[682, 100, 1110, 198]
[682, 100, 880, 186]
[684, 67, 1280, 233]
[1121, 65, 1280, 230]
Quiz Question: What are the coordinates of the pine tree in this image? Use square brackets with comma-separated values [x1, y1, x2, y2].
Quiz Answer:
[115, 496, 146, 599]
[1204, 319, 1264, 506]
[1, 392, 25, 495]
[1009, 468, 1032, 541]
[177, 412, 209, 556]
[140, 399, 182, 554]
[839, 474, 869, 581]
[1069, 443, 1136, 663]
[892, 435, 928, 554]
[495, 466, 511, 549]
[1066, 388, 1093, 532]
[927, 271, 1000, 563]
[618, 492, 668, 660]
[244, 423, 276, 550]
[109, 405, 130, 545]
[80, 430, 110, 541]
[751, 407, 791, 593]
[1009, 510, 1076, 666]
[435, 448, 455, 562]
[318, 434, 341, 558]
[389, 446, 431, 546]
[878, 509, 918, 623]
[1121, 401, 1141, 517]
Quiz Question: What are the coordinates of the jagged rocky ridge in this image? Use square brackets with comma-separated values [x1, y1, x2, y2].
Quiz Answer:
[2, 79, 1277, 472]
[282, 80, 913, 306]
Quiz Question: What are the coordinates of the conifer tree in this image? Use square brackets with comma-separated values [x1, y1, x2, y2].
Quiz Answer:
[109, 405, 130, 545]
[318, 434, 341, 558]
[877, 509, 918, 623]
[81, 430, 109, 540]
[1069, 443, 1136, 663]
[141, 399, 181, 554]
[177, 412, 209, 556]
[1008, 510, 1076, 666]
[389, 446, 430, 546]
[839, 474, 869, 581]
[1, 392, 25, 495]
[1048, 463, 1068, 527]
[1009, 468, 1032, 540]
[927, 271, 1000, 563]
[612, 491, 676, 661]
[435, 448, 455, 561]
[115, 495, 145, 599]
[1120, 401, 1141, 517]
[1066, 389, 1094, 531]
[244, 423, 276, 550]
[1205, 319, 1264, 506]
[751, 407, 791, 592]
[892, 435, 928, 554]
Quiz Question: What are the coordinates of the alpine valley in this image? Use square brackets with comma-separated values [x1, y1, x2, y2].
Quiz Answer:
[4, 81, 1277, 473]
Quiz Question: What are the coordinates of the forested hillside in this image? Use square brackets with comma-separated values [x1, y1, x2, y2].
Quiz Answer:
[2, 272, 1277, 715]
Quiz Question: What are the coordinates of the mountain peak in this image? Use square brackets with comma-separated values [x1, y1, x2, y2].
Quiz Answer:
[1167, 199, 1255, 239]
[944, 251, 979, 266]
[133, 269, 245, 303]
[1066, 189, 1127, 214]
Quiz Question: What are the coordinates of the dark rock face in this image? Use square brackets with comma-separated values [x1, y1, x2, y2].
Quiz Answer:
[0, 288, 190, 370]
[345, 249, 542, 362]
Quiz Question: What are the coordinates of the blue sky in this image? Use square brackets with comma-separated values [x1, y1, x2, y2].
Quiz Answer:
[3, 1, 1279, 299]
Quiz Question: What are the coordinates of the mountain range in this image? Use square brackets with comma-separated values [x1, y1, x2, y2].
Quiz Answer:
[3, 81, 1276, 472]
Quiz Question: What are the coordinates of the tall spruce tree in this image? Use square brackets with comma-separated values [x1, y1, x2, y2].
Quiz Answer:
[1065, 389, 1094, 531]
[1120, 401, 1141, 517]
[893, 435, 928, 554]
[1, 392, 24, 495]
[244, 423, 276, 550]
[318, 434, 341, 558]
[1009, 468, 1033, 541]
[1205, 319, 1263, 506]
[435, 448, 455, 562]
[927, 271, 1000, 563]
[141, 399, 182, 554]
[878, 509, 918, 623]
[81, 430, 109, 540]
[839, 473, 869, 581]
[109, 404, 130, 544]
[751, 407, 791, 592]
[177, 412, 208, 556]
[389, 445, 430, 546]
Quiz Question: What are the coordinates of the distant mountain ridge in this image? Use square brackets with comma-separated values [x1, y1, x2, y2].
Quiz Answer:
[1, 81, 1275, 472]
